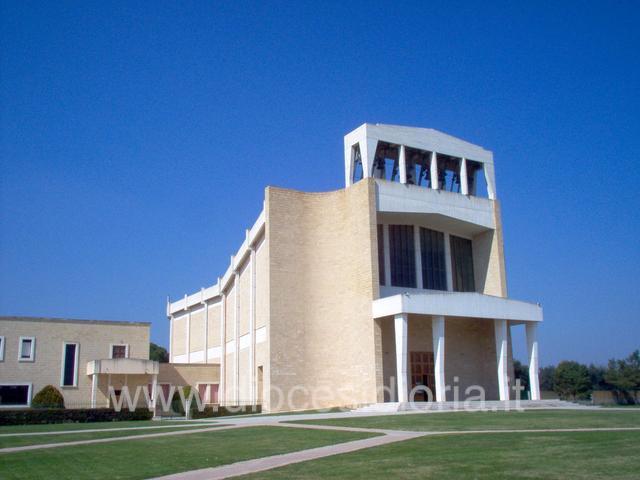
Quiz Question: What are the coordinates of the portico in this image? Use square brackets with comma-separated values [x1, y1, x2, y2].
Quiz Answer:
[374, 292, 542, 403]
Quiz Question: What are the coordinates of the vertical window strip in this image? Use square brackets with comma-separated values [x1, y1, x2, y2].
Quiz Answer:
[450, 235, 475, 292]
[420, 228, 447, 290]
[377, 224, 386, 285]
[389, 225, 416, 288]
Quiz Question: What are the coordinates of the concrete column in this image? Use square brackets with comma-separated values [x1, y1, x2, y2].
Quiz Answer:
[526, 323, 541, 400]
[249, 246, 257, 405]
[460, 158, 469, 195]
[484, 163, 497, 200]
[168, 316, 173, 363]
[443, 233, 454, 291]
[234, 271, 240, 404]
[383, 224, 392, 286]
[414, 225, 423, 289]
[432, 316, 446, 402]
[399, 145, 407, 184]
[394, 313, 408, 403]
[219, 289, 226, 404]
[494, 319, 510, 401]
[91, 374, 98, 409]
[429, 151, 438, 189]
[151, 374, 158, 412]
[203, 293, 208, 364]
[362, 138, 378, 178]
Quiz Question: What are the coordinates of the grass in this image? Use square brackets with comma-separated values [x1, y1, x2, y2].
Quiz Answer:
[0, 424, 220, 448]
[292, 409, 640, 431]
[0, 419, 198, 434]
[241, 430, 640, 479]
[0, 426, 378, 480]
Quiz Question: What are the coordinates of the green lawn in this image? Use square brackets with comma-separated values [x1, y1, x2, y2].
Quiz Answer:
[242, 430, 640, 479]
[292, 409, 640, 431]
[0, 426, 378, 480]
[0, 419, 200, 434]
[0, 424, 220, 448]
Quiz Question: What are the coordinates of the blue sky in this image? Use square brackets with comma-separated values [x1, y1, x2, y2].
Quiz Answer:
[1, 1, 638, 365]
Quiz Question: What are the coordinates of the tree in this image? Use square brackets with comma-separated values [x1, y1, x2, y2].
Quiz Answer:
[513, 359, 529, 393]
[150, 343, 169, 363]
[604, 350, 640, 404]
[539, 365, 556, 392]
[32, 385, 65, 409]
[553, 361, 591, 400]
[587, 363, 609, 391]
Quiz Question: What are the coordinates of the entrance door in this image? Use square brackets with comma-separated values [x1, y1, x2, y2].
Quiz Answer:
[410, 351, 435, 401]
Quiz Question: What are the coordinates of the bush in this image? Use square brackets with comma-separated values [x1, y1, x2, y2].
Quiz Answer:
[191, 405, 261, 419]
[31, 385, 65, 409]
[0, 408, 152, 426]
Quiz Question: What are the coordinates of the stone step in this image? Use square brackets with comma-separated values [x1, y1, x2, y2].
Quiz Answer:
[352, 399, 586, 414]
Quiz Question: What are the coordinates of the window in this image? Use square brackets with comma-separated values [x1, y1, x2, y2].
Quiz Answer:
[0, 384, 32, 407]
[420, 228, 447, 291]
[110, 344, 128, 359]
[0, 336, 4, 361]
[61, 343, 79, 387]
[377, 224, 386, 285]
[450, 235, 476, 292]
[18, 337, 35, 362]
[389, 225, 416, 288]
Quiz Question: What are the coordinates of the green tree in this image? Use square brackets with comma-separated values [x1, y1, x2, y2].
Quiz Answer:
[513, 359, 529, 394]
[539, 365, 556, 391]
[32, 385, 65, 409]
[604, 350, 640, 404]
[587, 363, 609, 391]
[553, 361, 591, 400]
[150, 342, 169, 363]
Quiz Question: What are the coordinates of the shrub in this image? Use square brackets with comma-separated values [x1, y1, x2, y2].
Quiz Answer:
[0, 408, 152, 426]
[31, 385, 65, 409]
[191, 405, 261, 419]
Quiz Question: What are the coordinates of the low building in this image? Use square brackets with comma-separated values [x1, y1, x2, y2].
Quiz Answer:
[0, 316, 221, 410]
[167, 123, 543, 412]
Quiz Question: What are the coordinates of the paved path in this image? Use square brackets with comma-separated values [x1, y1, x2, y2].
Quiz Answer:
[0, 423, 217, 438]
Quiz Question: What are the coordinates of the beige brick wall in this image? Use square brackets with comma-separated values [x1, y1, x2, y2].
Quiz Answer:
[224, 286, 235, 343]
[472, 201, 508, 298]
[172, 314, 187, 356]
[207, 303, 221, 349]
[189, 309, 205, 353]
[0, 317, 149, 408]
[238, 261, 250, 336]
[266, 179, 379, 411]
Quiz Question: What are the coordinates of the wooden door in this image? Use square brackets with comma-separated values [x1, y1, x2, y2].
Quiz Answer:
[410, 351, 435, 401]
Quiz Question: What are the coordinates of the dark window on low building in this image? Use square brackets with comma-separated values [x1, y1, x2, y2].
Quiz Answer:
[420, 228, 447, 290]
[111, 345, 127, 359]
[62, 343, 77, 387]
[389, 225, 416, 288]
[450, 235, 475, 292]
[0, 385, 30, 406]
[377, 224, 386, 285]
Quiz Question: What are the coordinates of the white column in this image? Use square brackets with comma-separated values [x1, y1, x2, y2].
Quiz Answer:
[432, 316, 446, 402]
[394, 313, 408, 403]
[203, 293, 208, 364]
[185, 295, 191, 363]
[91, 374, 98, 408]
[399, 145, 407, 184]
[484, 163, 497, 200]
[444, 233, 453, 291]
[151, 373, 158, 412]
[234, 272, 240, 404]
[429, 151, 438, 189]
[383, 224, 392, 286]
[526, 323, 541, 400]
[249, 246, 257, 405]
[494, 319, 510, 401]
[219, 289, 226, 404]
[362, 138, 378, 178]
[414, 225, 423, 289]
[168, 316, 173, 362]
[460, 158, 469, 195]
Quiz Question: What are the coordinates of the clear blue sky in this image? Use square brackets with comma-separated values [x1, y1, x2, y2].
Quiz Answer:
[1, 1, 638, 366]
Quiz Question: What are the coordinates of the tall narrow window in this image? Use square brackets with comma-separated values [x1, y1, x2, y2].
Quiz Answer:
[389, 225, 416, 288]
[450, 235, 475, 292]
[0, 336, 4, 361]
[61, 343, 79, 387]
[19, 337, 35, 362]
[420, 228, 447, 290]
[377, 224, 386, 285]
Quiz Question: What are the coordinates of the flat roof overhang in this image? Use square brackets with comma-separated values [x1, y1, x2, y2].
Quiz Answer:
[86, 358, 159, 376]
[372, 291, 543, 323]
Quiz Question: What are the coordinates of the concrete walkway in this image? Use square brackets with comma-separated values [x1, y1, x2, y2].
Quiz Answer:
[0, 423, 217, 438]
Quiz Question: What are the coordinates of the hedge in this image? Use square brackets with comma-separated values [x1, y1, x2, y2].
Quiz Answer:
[0, 408, 153, 426]
[191, 405, 261, 419]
